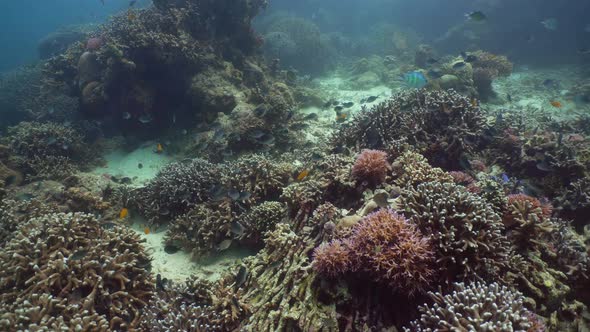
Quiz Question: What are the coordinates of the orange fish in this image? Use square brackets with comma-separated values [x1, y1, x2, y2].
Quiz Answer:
[470, 98, 478, 108]
[119, 208, 129, 219]
[297, 169, 309, 181]
[144, 227, 150, 235]
[336, 113, 347, 122]
[550, 101, 562, 108]
[156, 143, 163, 153]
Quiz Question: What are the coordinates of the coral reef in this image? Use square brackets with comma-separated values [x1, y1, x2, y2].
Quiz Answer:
[0, 213, 154, 330]
[406, 282, 536, 331]
[351, 149, 390, 187]
[399, 182, 511, 282]
[332, 89, 484, 169]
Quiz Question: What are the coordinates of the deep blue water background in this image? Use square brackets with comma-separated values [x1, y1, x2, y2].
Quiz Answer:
[0, 0, 588, 72]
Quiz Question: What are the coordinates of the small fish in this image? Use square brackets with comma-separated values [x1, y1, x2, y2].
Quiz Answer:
[119, 208, 129, 219]
[536, 160, 552, 172]
[156, 274, 168, 291]
[164, 244, 180, 254]
[144, 227, 151, 235]
[230, 221, 245, 237]
[159, 208, 170, 216]
[209, 184, 227, 201]
[365, 96, 378, 103]
[256, 134, 275, 145]
[127, 11, 137, 21]
[303, 113, 318, 120]
[470, 98, 479, 108]
[323, 100, 333, 108]
[47, 107, 55, 115]
[550, 101, 562, 108]
[129, 0, 137, 7]
[427, 69, 443, 78]
[585, 24, 590, 33]
[542, 79, 559, 89]
[217, 239, 233, 251]
[297, 169, 310, 181]
[342, 102, 354, 108]
[122, 112, 131, 120]
[501, 173, 510, 183]
[465, 11, 487, 22]
[181, 129, 188, 135]
[578, 48, 590, 55]
[249, 130, 266, 139]
[235, 265, 248, 290]
[464, 55, 477, 63]
[526, 34, 535, 43]
[452, 61, 466, 69]
[506, 94, 512, 102]
[119, 177, 132, 184]
[137, 163, 143, 169]
[100, 222, 117, 230]
[70, 250, 89, 261]
[172, 113, 176, 124]
[426, 57, 439, 64]
[47, 137, 57, 145]
[403, 71, 427, 88]
[156, 143, 164, 153]
[336, 113, 348, 123]
[238, 191, 252, 201]
[541, 18, 558, 31]
[334, 106, 343, 112]
[228, 188, 240, 200]
[138, 113, 153, 124]
[212, 128, 225, 142]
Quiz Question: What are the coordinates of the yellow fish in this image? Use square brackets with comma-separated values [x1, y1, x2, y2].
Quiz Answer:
[297, 169, 309, 181]
[156, 143, 163, 153]
[336, 113, 347, 123]
[119, 208, 129, 219]
[550, 100, 562, 108]
[144, 227, 150, 235]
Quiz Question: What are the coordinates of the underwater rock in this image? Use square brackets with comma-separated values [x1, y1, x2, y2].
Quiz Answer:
[77, 51, 101, 88]
[438, 74, 460, 90]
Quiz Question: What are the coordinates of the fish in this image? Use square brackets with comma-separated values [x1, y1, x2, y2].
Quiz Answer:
[536, 160, 552, 172]
[256, 133, 275, 145]
[403, 71, 427, 89]
[249, 130, 266, 139]
[119, 177, 132, 184]
[323, 100, 333, 108]
[217, 239, 233, 251]
[137, 163, 143, 169]
[426, 57, 439, 64]
[506, 94, 512, 102]
[470, 98, 479, 108]
[212, 128, 225, 142]
[463, 55, 478, 63]
[181, 129, 188, 135]
[101, 222, 117, 230]
[138, 113, 153, 124]
[159, 208, 170, 216]
[501, 174, 510, 183]
[541, 18, 558, 30]
[550, 101, 562, 108]
[542, 79, 559, 89]
[156, 143, 164, 153]
[303, 113, 318, 120]
[585, 24, 590, 33]
[70, 250, 89, 261]
[129, 0, 137, 7]
[297, 169, 310, 181]
[427, 69, 443, 79]
[238, 191, 251, 201]
[526, 34, 535, 43]
[235, 265, 248, 290]
[127, 11, 137, 21]
[336, 113, 348, 123]
[47, 137, 57, 145]
[209, 184, 227, 201]
[334, 106, 343, 112]
[228, 188, 240, 200]
[365, 96, 378, 103]
[578, 48, 590, 55]
[144, 227, 151, 235]
[156, 274, 168, 291]
[230, 221, 245, 237]
[465, 11, 487, 22]
[119, 208, 129, 219]
[342, 102, 354, 108]
[452, 61, 467, 69]
[164, 244, 180, 254]
[172, 113, 176, 124]
[122, 112, 131, 120]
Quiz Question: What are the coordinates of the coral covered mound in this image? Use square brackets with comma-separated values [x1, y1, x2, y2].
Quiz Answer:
[406, 282, 536, 331]
[332, 89, 484, 169]
[399, 182, 511, 281]
[313, 209, 435, 296]
[132, 158, 222, 224]
[351, 149, 390, 186]
[0, 212, 154, 331]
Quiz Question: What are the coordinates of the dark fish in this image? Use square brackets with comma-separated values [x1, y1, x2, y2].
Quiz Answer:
[230, 221, 245, 237]
[501, 173, 510, 183]
[156, 274, 168, 291]
[506, 94, 512, 102]
[542, 79, 559, 89]
[342, 102, 354, 108]
[164, 244, 180, 254]
[209, 184, 227, 201]
[120, 177, 132, 184]
[464, 55, 478, 63]
[579, 48, 590, 55]
[452, 61, 466, 69]
[100, 222, 117, 230]
[238, 191, 251, 201]
[217, 239, 232, 251]
[249, 130, 266, 139]
[16, 193, 35, 201]
[213, 128, 225, 142]
[253, 104, 269, 117]
[365, 96, 378, 103]
[122, 112, 131, 120]
[129, 0, 137, 7]
[310, 152, 323, 161]
[228, 188, 240, 200]
[427, 69, 443, 78]
[323, 100, 333, 108]
[159, 208, 170, 216]
[303, 113, 318, 120]
[465, 11, 487, 22]
[235, 265, 248, 290]
[47, 137, 57, 145]
[536, 160, 552, 172]
[426, 57, 439, 64]
[334, 106, 343, 112]
[289, 123, 309, 130]
[70, 250, 89, 261]
[138, 114, 153, 124]
[138, 163, 143, 169]
[256, 133, 275, 145]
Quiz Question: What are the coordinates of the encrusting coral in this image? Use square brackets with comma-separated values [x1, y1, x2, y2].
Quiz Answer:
[0, 212, 154, 331]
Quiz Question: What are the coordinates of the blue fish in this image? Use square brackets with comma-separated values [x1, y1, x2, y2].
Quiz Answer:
[501, 173, 509, 183]
[403, 71, 427, 89]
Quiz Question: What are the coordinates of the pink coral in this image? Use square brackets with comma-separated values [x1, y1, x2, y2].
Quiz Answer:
[86, 37, 103, 51]
[351, 149, 390, 185]
[312, 239, 351, 277]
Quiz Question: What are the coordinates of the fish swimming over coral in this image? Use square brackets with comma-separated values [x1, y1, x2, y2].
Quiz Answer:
[403, 71, 427, 89]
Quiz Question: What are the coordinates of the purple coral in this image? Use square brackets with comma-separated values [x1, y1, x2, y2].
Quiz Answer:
[312, 239, 352, 277]
[351, 149, 390, 185]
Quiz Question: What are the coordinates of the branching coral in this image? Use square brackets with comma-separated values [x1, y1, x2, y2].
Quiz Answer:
[132, 158, 222, 225]
[391, 151, 453, 188]
[399, 182, 511, 282]
[406, 282, 536, 331]
[351, 149, 390, 186]
[332, 89, 484, 169]
[503, 194, 555, 251]
[0, 212, 154, 330]
[312, 239, 352, 278]
[241, 201, 287, 240]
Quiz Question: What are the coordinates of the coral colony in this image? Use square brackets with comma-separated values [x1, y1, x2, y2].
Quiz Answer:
[1, 0, 590, 331]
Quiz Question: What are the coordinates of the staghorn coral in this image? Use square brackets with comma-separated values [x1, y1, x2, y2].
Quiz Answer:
[351, 149, 390, 186]
[131, 158, 222, 225]
[391, 151, 453, 188]
[0, 198, 60, 246]
[0, 212, 153, 330]
[332, 89, 484, 169]
[503, 194, 555, 251]
[406, 282, 536, 331]
[399, 182, 511, 282]
[241, 201, 287, 239]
